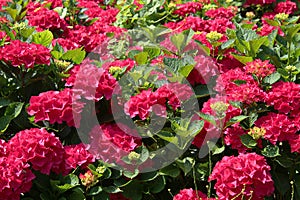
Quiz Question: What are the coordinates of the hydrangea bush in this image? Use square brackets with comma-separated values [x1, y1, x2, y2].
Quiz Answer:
[0, 0, 300, 199]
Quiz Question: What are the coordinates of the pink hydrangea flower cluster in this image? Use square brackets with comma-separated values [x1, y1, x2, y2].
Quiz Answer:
[8, 128, 65, 175]
[274, 0, 297, 14]
[224, 125, 249, 153]
[215, 68, 266, 104]
[244, 0, 275, 6]
[173, 2, 203, 17]
[124, 83, 193, 120]
[89, 123, 142, 164]
[205, 7, 235, 19]
[209, 153, 274, 200]
[244, 59, 276, 78]
[66, 62, 117, 101]
[0, 128, 95, 199]
[26, 4, 67, 31]
[0, 40, 51, 68]
[27, 88, 85, 127]
[255, 112, 300, 145]
[173, 188, 215, 200]
[266, 81, 300, 118]
[187, 55, 219, 85]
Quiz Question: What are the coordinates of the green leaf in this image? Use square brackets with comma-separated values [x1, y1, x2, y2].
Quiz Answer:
[261, 145, 280, 158]
[286, 24, 300, 42]
[143, 46, 160, 59]
[156, 131, 178, 144]
[148, 176, 166, 193]
[5, 8, 18, 21]
[0, 98, 11, 109]
[159, 164, 180, 178]
[249, 36, 268, 56]
[102, 186, 121, 193]
[220, 39, 235, 50]
[123, 180, 143, 200]
[240, 134, 257, 148]
[0, 116, 12, 133]
[263, 72, 281, 84]
[32, 30, 53, 46]
[207, 141, 225, 155]
[178, 64, 194, 77]
[273, 171, 290, 195]
[275, 156, 293, 168]
[134, 52, 148, 65]
[225, 115, 249, 128]
[68, 187, 86, 200]
[0, 102, 24, 132]
[193, 85, 210, 98]
[176, 157, 195, 176]
[231, 54, 253, 64]
[2, 24, 16, 40]
[20, 27, 35, 39]
[123, 169, 139, 179]
[51, 51, 63, 59]
[265, 19, 280, 27]
[233, 79, 247, 85]
[267, 29, 278, 47]
[196, 112, 216, 126]
[139, 171, 158, 181]
[62, 47, 86, 64]
[87, 186, 102, 196]
[170, 33, 185, 52]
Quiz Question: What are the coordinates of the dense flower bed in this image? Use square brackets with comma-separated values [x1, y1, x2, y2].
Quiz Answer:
[0, 0, 300, 199]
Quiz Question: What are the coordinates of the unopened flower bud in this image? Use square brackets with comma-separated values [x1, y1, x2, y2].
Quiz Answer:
[275, 13, 289, 21]
[128, 151, 140, 161]
[109, 66, 122, 74]
[246, 12, 255, 19]
[248, 126, 266, 140]
[206, 31, 223, 43]
[79, 170, 98, 188]
[285, 65, 296, 72]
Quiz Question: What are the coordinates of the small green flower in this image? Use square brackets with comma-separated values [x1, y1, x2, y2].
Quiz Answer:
[285, 65, 297, 72]
[109, 66, 122, 74]
[54, 59, 71, 69]
[128, 151, 140, 161]
[246, 12, 255, 19]
[275, 13, 289, 21]
[206, 31, 223, 43]
[210, 101, 229, 118]
[248, 126, 266, 140]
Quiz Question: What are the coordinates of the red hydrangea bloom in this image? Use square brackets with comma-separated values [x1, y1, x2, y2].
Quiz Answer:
[224, 125, 249, 153]
[26, 7, 67, 31]
[266, 81, 300, 117]
[63, 143, 95, 173]
[258, 22, 284, 36]
[0, 156, 35, 200]
[275, 1, 297, 14]
[205, 7, 235, 20]
[52, 38, 81, 51]
[77, 0, 119, 24]
[244, 59, 276, 78]
[187, 55, 219, 85]
[215, 68, 267, 104]
[102, 58, 135, 72]
[88, 123, 141, 164]
[173, 2, 203, 17]
[124, 89, 162, 120]
[0, 139, 7, 157]
[288, 134, 300, 153]
[66, 61, 117, 101]
[125, 83, 193, 120]
[255, 112, 300, 144]
[8, 128, 65, 175]
[209, 153, 274, 200]
[244, 0, 275, 6]
[27, 88, 85, 127]
[0, 40, 51, 68]
[173, 188, 215, 200]
[165, 16, 234, 33]
[193, 96, 242, 147]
